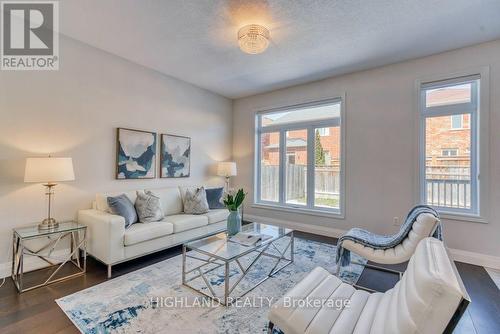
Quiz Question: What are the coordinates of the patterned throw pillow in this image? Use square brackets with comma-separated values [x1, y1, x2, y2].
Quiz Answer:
[205, 187, 225, 210]
[135, 190, 164, 223]
[107, 194, 138, 228]
[183, 187, 210, 214]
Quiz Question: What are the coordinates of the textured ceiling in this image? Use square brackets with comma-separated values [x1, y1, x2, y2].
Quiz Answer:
[59, 0, 500, 98]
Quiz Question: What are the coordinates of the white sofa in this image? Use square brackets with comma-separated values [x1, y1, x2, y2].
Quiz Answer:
[78, 186, 228, 278]
[268, 238, 469, 334]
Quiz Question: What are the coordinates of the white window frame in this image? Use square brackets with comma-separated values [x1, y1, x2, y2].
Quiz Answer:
[418, 72, 488, 220]
[254, 97, 345, 218]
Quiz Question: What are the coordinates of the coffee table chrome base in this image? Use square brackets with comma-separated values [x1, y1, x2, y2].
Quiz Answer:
[182, 231, 294, 306]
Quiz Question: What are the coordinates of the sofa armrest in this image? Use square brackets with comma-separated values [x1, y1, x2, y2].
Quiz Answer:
[78, 209, 126, 265]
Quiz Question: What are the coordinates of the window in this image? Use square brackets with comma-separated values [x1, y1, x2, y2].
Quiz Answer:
[442, 148, 458, 157]
[256, 99, 343, 215]
[317, 128, 330, 136]
[420, 76, 479, 215]
[450, 115, 463, 129]
[259, 132, 279, 202]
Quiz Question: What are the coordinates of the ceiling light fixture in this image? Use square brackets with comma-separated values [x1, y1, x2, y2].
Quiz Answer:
[238, 24, 270, 54]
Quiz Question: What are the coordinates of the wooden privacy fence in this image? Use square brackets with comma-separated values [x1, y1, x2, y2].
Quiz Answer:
[260, 165, 340, 201]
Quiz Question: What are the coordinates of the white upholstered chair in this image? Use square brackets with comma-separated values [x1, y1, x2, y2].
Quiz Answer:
[268, 238, 469, 334]
[337, 211, 440, 280]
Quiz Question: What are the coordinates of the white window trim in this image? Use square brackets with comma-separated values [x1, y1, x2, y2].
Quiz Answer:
[414, 67, 490, 223]
[253, 96, 346, 219]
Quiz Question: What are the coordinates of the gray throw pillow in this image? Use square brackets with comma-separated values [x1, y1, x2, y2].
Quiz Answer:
[183, 187, 210, 214]
[135, 190, 164, 223]
[107, 194, 138, 228]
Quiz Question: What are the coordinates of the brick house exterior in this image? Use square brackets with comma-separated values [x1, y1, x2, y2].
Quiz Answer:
[262, 127, 340, 166]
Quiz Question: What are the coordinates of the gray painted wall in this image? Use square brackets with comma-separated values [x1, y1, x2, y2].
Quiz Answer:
[0, 36, 233, 271]
[233, 40, 500, 261]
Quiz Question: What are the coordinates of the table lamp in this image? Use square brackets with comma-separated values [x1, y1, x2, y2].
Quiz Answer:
[217, 162, 237, 190]
[24, 157, 75, 230]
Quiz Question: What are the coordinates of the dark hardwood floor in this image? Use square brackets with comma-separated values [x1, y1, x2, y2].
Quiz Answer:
[0, 230, 498, 334]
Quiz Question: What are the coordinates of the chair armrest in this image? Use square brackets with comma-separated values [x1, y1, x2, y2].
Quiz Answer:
[78, 209, 126, 265]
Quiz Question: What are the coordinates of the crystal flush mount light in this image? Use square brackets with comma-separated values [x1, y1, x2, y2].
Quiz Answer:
[238, 24, 270, 54]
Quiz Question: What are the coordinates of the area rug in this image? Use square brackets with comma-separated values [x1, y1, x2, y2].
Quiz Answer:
[56, 238, 366, 334]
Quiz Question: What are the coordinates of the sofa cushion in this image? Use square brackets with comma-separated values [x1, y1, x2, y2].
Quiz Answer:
[183, 187, 210, 214]
[96, 190, 139, 212]
[135, 190, 164, 223]
[179, 186, 197, 201]
[164, 214, 208, 233]
[146, 187, 183, 215]
[204, 209, 229, 224]
[107, 194, 138, 228]
[124, 221, 174, 246]
[205, 187, 225, 209]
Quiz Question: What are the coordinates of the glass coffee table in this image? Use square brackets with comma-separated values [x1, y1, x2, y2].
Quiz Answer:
[182, 223, 294, 305]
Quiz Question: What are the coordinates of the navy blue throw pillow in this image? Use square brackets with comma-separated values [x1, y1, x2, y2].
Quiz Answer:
[107, 194, 138, 228]
[205, 187, 225, 210]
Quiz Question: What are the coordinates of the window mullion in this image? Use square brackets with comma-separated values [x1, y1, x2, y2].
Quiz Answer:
[306, 127, 315, 208]
[279, 129, 286, 205]
[256, 132, 262, 203]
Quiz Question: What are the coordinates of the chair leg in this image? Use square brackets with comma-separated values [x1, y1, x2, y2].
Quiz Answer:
[107, 264, 112, 279]
[267, 321, 274, 334]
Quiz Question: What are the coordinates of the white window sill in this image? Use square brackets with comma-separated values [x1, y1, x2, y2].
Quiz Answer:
[252, 203, 345, 219]
[438, 212, 488, 224]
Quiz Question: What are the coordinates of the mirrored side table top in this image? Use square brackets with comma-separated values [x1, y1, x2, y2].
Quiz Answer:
[12, 221, 87, 293]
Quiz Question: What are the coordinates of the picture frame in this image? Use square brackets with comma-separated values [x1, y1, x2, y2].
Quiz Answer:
[116, 128, 157, 179]
[160, 134, 191, 178]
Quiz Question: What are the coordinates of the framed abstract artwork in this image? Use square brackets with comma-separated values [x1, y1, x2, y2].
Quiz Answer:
[116, 128, 157, 179]
[160, 134, 191, 178]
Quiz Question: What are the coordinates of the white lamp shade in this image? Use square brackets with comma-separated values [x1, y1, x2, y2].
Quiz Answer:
[217, 162, 237, 177]
[24, 157, 75, 183]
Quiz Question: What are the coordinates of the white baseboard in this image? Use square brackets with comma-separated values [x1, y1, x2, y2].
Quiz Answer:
[0, 248, 69, 279]
[245, 213, 500, 270]
[448, 248, 500, 270]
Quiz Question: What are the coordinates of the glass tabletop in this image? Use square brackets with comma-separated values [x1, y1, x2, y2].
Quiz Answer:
[14, 221, 86, 239]
[185, 223, 293, 261]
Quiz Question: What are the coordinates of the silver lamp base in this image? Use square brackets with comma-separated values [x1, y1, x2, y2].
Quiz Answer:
[38, 218, 59, 230]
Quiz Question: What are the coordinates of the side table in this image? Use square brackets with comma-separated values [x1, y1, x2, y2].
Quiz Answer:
[12, 221, 87, 293]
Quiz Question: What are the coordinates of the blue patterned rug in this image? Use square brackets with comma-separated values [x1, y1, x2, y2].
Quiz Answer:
[56, 238, 366, 334]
